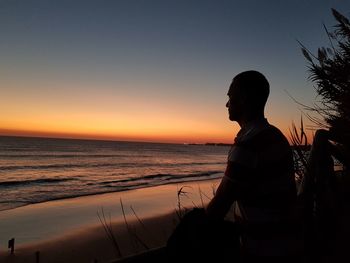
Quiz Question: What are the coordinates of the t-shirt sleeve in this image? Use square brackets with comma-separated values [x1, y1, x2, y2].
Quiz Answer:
[225, 145, 257, 181]
[223, 145, 258, 198]
[228, 145, 258, 167]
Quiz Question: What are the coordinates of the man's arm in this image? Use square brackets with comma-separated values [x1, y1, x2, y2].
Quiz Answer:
[206, 176, 236, 220]
[206, 145, 257, 220]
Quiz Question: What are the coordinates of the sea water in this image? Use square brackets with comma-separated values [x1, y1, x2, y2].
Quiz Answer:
[0, 136, 229, 211]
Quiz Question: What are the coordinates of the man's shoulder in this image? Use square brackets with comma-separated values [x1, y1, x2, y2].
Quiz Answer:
[237, 124, 289, 150]
[228, 126, 288, 165]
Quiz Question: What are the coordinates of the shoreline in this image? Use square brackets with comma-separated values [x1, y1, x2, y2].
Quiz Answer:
[0, 178, 220, 262]
[0, 174, 223, 213]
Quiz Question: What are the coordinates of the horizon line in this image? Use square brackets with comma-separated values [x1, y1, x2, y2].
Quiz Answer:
[0, 133, 233, 146]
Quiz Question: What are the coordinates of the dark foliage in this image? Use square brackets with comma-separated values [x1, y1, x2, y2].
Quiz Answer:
[300, 9, 350, 150]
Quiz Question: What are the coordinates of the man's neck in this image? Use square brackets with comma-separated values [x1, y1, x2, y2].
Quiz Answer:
[237, 114, 265, 128]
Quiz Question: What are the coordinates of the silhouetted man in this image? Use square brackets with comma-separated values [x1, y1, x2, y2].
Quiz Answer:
[206, 71, 299, 261]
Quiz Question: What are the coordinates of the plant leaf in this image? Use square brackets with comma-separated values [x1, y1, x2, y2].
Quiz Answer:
[302, 47, 313, 62]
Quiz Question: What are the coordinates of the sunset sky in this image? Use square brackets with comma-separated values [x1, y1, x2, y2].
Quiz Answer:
[0, 0, 349, 143]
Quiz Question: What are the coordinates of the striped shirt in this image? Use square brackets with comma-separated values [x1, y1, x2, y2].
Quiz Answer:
[224, 118, 298, 256]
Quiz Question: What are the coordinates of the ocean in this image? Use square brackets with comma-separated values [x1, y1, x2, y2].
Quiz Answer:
[0, 136, 229, 211]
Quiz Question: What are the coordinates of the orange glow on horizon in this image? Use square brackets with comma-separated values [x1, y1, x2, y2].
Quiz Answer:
[0, 127, 237, 144]
[0, 125, 313, 145]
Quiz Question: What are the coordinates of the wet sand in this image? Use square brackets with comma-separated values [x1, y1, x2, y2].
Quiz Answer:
[0, 178, 220, 263]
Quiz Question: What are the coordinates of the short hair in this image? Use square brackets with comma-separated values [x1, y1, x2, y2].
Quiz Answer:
[232, 70, 270, 110]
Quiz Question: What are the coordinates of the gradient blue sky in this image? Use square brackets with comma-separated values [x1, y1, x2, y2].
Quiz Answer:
[0, 0, 349, 143]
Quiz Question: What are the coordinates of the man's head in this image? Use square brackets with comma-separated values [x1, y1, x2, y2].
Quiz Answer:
[226, 70, 270, 122]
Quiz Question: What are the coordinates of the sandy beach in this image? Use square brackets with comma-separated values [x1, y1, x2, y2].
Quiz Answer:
[0, 178, 220, 263]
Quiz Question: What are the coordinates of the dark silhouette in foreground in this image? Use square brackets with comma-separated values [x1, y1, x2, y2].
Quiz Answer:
[167, 71, 301, 262]
[296, 9, 350, 262]
[298, 129, 350, 262]
[167, 208, 239, 262]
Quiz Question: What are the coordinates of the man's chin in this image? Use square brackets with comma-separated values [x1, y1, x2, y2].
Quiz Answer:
[228, 115, 236, 121]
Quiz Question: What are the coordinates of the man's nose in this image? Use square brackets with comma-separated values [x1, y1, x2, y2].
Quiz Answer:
[226, 100, 229, 108]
